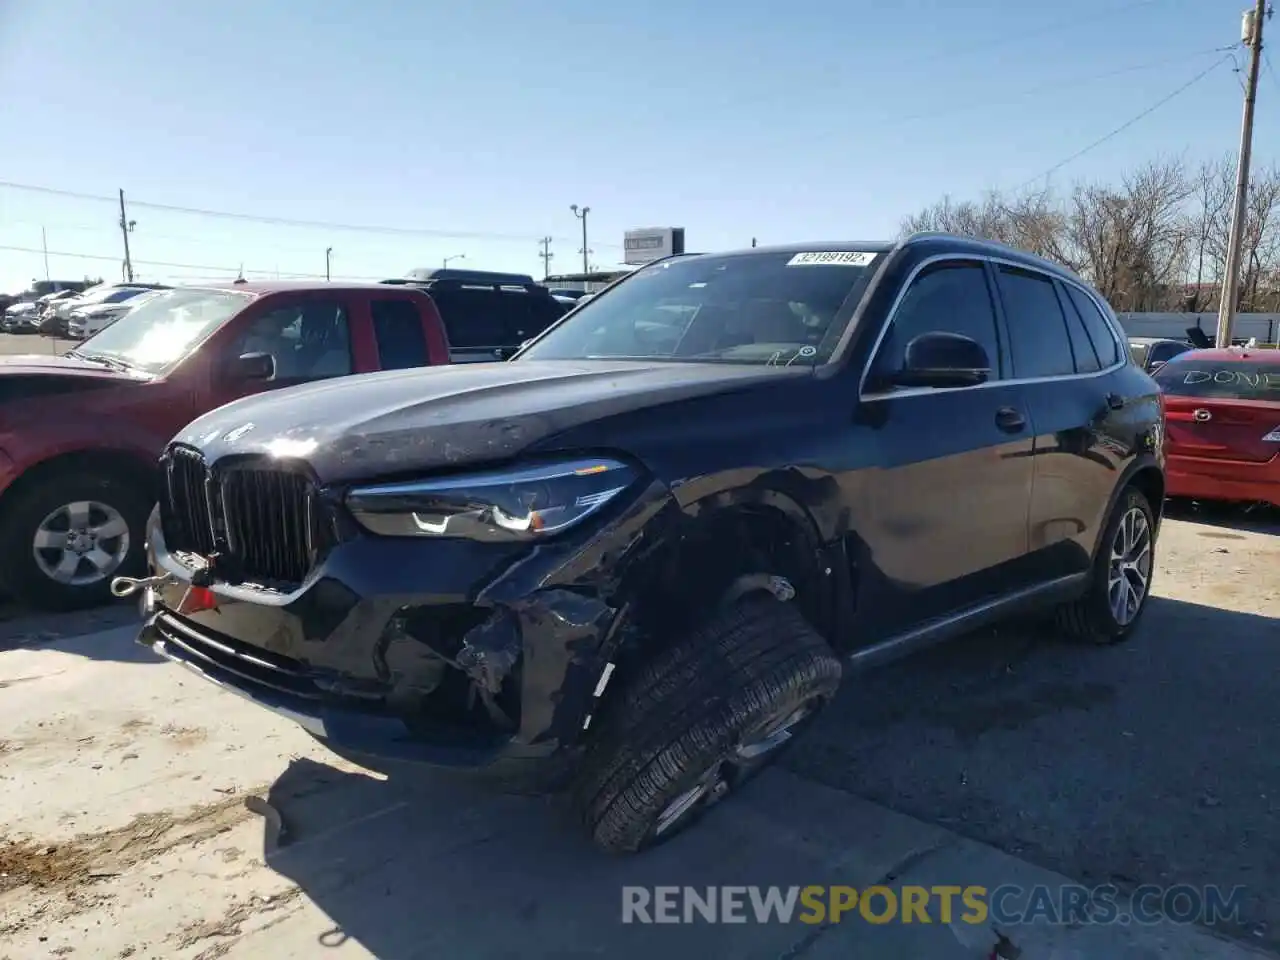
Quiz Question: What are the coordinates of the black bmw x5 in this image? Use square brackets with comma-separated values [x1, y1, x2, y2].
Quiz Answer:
[127, 233, 1165, 854]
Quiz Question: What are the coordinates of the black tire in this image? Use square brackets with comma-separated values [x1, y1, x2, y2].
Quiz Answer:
[0, 471, 150, 611]
[1054, 485, 1156, 645]
[572, 593, 842, 854]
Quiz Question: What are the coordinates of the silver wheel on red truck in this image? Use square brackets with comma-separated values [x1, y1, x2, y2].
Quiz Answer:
[0, 472, 149, 611]
[572, 592, 842, 854]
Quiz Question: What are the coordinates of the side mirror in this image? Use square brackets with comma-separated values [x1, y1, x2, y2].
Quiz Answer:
[890, 331, 991, 389]
[226, 351, 275, 382]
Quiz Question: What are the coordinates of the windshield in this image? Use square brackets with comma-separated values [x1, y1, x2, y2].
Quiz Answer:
[70, 288, 252, 375]
[1154, 353, 1280, 400]
[516, 250, 883, 365]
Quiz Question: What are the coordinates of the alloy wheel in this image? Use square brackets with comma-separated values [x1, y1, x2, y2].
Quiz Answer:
[1107, 505, 1152, 626]
[652, 698, 820, 839]
[32, 500, 131, 587]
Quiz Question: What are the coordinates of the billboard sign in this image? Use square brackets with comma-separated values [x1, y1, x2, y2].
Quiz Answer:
[624, 227, 686, 265]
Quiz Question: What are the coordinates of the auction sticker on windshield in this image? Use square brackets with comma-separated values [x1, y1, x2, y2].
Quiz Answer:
[787, 252, 878, 267]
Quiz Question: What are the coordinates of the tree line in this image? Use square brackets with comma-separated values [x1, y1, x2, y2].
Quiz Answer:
[900, 156, 1280, 314]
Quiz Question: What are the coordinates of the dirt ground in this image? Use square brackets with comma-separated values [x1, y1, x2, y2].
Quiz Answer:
[0, 508, 1276, 958]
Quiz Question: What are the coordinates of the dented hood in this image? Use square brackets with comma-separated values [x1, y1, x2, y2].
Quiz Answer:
[175, 359, 810, 483]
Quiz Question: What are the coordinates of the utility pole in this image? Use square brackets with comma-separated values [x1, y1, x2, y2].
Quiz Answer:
[118, 189, 135, 283]
[41, 227, 49, 279]
[1217, 0, 1269, 347]
[538, 236, 554, 279]
[325, 247, 333, 281]
[570, 204, 591, 276]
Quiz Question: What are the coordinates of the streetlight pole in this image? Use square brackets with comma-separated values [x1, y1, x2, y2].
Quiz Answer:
[443, 253, 466, 269]
[570, 204, 591, 277]
[325, 247, 333, 282]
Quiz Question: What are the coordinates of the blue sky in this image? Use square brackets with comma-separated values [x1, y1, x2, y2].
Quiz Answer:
[0, 0, 1272, 291]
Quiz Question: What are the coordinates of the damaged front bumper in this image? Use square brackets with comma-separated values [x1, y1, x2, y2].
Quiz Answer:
[133, 494, 662, 789]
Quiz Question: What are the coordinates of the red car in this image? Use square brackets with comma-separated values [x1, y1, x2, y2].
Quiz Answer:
[1154, 347, 1280, 507]
[0, 281, 451, 610]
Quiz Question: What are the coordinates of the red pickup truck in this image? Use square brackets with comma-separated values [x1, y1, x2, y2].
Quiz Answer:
[0, 280, 451, 610]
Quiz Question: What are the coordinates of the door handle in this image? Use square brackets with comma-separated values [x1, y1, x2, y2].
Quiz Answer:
[1106, 392, 1125, 410]
[995, 407, 1026, 432]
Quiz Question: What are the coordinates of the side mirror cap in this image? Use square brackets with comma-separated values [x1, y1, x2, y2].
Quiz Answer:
[890, 331, 991, 389]
[227, 351, 275, 382]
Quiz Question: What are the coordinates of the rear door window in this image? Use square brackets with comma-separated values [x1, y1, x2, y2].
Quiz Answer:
[371, 298, 429, 370]
[1062, 284, 1121, 367]
[1154, 356, 1280, 400]
[1057, 283, 1101, 373]
[995, 267, 1075, 378]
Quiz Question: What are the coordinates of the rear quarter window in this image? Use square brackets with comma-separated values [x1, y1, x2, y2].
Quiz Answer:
[1154, 356, 1280, 400]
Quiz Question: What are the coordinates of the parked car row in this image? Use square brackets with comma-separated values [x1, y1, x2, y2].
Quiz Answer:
[2, 282, 171, 338]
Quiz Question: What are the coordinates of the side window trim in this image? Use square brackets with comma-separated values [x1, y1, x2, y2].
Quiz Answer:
[859, 253, 1128, 401]
[1062, 278, 1126, 366]
[1053, 278, 1101, 373]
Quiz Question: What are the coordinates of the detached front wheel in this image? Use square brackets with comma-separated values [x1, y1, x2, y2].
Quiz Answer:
[573, 593, 842, 854]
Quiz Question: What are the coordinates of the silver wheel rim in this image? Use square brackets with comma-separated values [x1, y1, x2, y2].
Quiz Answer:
[1107, 506, 1151, 626]
[32, 500, 131, 587]
[653, 701, 817, 838]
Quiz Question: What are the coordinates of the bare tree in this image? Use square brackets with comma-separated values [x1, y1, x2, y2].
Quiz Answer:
[897, 156, 1280, 313]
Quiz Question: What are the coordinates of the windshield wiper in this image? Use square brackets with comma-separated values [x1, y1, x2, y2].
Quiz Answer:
[69, 351, 132, 371]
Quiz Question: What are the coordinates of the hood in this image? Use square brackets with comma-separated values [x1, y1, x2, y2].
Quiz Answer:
[0, 352, 148, 382]
[176, 359, 812, 483]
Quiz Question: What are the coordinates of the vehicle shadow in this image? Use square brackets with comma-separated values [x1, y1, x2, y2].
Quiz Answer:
[0, 603, 154, 662]
[254, 595, 1280, 954]
[1162, 497, 1280, 535]
[256, 756, 882, 958]
[789, 594, 1280, 947]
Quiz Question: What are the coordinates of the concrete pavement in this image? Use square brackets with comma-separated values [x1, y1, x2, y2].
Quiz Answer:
[1, 622, 1274, 959]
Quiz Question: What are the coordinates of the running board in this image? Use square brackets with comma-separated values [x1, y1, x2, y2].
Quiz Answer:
[846, 572, 1089, 672]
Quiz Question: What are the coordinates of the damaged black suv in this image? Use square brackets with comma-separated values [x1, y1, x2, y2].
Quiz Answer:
[126, 234, 1165, 854]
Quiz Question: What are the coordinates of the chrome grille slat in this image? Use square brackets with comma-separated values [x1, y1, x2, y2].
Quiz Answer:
[158, 445, 327, 586]
[154, 618, 322, 700]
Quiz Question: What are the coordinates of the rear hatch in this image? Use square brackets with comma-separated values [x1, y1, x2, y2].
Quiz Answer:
[1155, 352, 1280, 463]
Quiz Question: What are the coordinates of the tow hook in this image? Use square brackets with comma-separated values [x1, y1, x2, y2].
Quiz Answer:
[110, 573, 179, 599]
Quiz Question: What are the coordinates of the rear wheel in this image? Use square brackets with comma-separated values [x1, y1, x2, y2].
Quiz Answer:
[572, 593, 842, 854]
[0, 472, 150, 611]
[1054, 486, 1155, 645]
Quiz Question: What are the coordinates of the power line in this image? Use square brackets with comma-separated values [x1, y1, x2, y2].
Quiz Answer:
[1264, 47, 1280, 92]
[928, 0, 1171, 63]
[1011, 54, 1234, 193]
[0, 179, 625, 249]
[0, 242, 385, 281]
[891, 46, 1234, 126]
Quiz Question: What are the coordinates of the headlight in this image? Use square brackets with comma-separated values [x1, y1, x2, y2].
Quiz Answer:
[345, 457, 639, 541]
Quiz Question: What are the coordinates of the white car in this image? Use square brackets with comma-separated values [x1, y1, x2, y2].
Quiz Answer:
[66, 290, 162, 339]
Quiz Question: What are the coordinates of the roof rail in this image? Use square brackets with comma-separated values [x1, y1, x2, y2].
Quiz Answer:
[390, 267, 538, 286]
